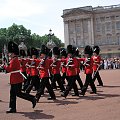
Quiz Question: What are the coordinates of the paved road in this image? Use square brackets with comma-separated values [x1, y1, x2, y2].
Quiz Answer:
[0, 69, 120, 120]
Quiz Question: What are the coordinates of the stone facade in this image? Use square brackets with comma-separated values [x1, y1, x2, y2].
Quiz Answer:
[62, 5, 120, 57]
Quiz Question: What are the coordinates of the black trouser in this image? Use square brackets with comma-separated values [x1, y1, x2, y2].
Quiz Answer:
[35, 77, 56, 100]
[75, 74, 83, 89]
[26, 75, 40, 93]
[49, 72, 53, 82]
[81, 74, 96, 94]
[61, 72, 66, 84]
[23, 74, 31, 91]
[93, 71, 103, 86]
[51, 74, 65, 91]
[9, 83, 35, 110]
[64, 76, 79, 97]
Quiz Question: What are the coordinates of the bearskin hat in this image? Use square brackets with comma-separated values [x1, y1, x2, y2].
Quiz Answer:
[60, 48, 67, 57]
[48, 49, 52, 57]
[84, 45, 93, 56]
[40, 44, 49, 55]
[53, 47, 60, 56]
[8, 41, 19, 55]
[20, 49, 26, 56]
[75, 48, 79, 56]
[31, 47, 39, 56]
[93, 45, 100, 55]
[67, 45, 73, 54]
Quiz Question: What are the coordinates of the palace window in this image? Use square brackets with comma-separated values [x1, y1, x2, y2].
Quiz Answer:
[116, 21, 120, 30]
[116, 34, 120, 45]
[76, 36, 81, 46]
[96, 23, 101, 32]
[83, 20, 88, 33]
[106, 22, 111, 31]
[106, 34, 112, 45]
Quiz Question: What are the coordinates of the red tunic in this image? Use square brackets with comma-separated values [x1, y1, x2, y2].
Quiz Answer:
[66, 57, 77, 76]
[19, 58, 27, 72]
[30, 59, 39, 76]
[4, 57, 24, 84]
[92, 55, 101, 71]
[48, 58, 53, 74]
[38, 58, 51, 78]
[78, 57, 93, 74]
[61, 57, 67, 73]
[26, 58, 31, 75]
[76, 58, 81, 74]
[51, 60, 61, 75]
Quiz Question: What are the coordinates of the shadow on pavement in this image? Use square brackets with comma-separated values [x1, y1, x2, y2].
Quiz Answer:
[17, 110, 54, 120]
[103, 85, 120, 88]
[79, 93, 120, 101]
[38, 99, 79, 106]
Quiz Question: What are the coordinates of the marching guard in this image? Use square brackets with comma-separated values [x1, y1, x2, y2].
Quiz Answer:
[51, 47, 65, 92]
[61, 45, 79, 98]
[35, 45, 56, 102]
[23, 49, 32, 91]
[79, 45, 97, 96]
[25, 47, 40, 93]
[74, 48, 83, 90]
[19, 49, 27, 90]
[92, 46, 103, 86]
[2, 41, 36, 113]
[60, 48, 67, 84]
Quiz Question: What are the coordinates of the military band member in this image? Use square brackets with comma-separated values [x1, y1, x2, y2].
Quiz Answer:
[92, 46, 103, 86]
[3, 41, 36, 113]
[19, 49, 27, 90]
[74, 48, 83, 90]
[35, 45, 56, 102]
[60, 49, 67, 84]
[51, 47, 65, 92]
[47, 49, 53, 82]
[79, 45, 97, 96]
[61, 45, 79, 98]
[25, 47, 40, 93]
[23, 49, 32, 91]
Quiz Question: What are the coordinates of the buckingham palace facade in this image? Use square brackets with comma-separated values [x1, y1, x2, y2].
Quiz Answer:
[62, 4, 120, 57]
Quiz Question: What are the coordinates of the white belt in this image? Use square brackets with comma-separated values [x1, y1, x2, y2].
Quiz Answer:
[9, 70, 27, 79]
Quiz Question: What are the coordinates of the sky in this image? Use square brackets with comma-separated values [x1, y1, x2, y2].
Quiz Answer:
[0, 0, 120, 43]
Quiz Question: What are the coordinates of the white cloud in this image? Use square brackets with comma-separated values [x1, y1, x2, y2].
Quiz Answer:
[0, 0, 47, 17]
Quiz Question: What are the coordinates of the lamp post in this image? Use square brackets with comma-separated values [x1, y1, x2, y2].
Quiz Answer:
[48, 29, 54, 42]
[47, 29, 56, 49]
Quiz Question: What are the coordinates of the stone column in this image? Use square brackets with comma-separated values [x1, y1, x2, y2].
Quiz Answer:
[88, 16, 94, 46]
[91, 16, 94, 46]
[81, 19, 84, 47]
[88, 18, 92, 45]
[73, 20, 77, 46]
[64, 21, 69, 48]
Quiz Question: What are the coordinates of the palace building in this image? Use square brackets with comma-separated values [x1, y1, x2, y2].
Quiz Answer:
[62, 4, 120, 57]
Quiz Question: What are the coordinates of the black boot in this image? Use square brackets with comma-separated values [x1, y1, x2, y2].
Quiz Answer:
[32, 97, 37, 108]
[47, 97, 56, 100]
[6, 108, 16, 113]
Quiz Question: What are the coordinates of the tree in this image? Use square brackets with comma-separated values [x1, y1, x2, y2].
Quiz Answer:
[0, 23, 64, 55]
